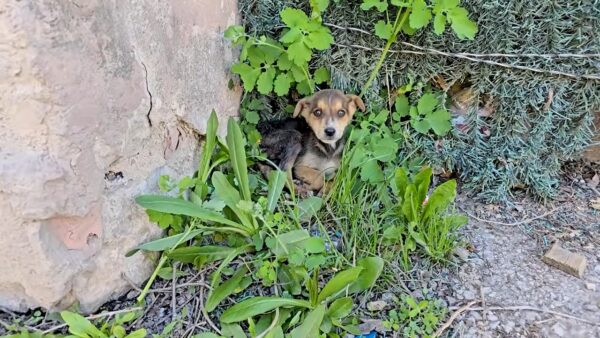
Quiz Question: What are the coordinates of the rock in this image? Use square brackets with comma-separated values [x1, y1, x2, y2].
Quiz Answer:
[0, 0, 240, 313]
[359, 319, 387, 333]
[585, 282, 597, 291]
[452, 247, 471, 262]
[367, 300, 388, 312]
[542, 242, 587, 278]
[551, 322, 566, 337]
[501, 321, 515, 334]
[381, 292, 396, 303]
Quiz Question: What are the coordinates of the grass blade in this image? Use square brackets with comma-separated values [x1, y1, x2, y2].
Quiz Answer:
[135, 195, 242, 228]
[226, 118, 251, 201]
[266, 170, 287, 212]
[221, 297, 312, 323]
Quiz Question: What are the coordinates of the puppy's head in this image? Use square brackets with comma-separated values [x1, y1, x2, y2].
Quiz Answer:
[293, 89, 365, 144]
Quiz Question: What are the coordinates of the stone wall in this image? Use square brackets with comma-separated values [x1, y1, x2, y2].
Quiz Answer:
[0, 0, 240, 313]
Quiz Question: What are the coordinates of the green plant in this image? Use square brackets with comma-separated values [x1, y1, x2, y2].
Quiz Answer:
[395, 90, 452, 136]
[2, 311, 145, 338]
[383, 167, 467, 263]
[225, 3, 333, 96]
[219, 257, 383, 337]
[383, 295, 447, 338]
[360, 0, 477, 94]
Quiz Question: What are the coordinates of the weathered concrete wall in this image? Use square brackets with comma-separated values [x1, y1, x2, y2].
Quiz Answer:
[0, 0, 240, 313]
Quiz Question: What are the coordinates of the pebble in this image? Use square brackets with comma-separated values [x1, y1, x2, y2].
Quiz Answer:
[486, 313, 498, 321]
[501, 321, 515, 334]
[584, 282, 596, 291]
[367, 301, 388, 312]
[551, 322, 566, 337]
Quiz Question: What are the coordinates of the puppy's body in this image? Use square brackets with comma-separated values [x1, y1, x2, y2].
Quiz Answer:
[257, 90, 365, 193]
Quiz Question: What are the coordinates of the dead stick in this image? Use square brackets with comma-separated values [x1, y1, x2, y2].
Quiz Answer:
[461, 207, 559, 226]
[433, 300, 479, 338]
[461, 306, 599, 327]
[172, 263, 178, 322]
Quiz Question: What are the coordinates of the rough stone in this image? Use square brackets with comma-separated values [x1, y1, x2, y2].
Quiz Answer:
[0, 0, 241, 313]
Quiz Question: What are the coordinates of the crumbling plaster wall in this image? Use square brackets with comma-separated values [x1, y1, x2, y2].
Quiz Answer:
[0, 0, 240, 312]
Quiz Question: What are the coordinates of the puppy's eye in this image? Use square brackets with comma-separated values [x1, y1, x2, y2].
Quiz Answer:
[337, 110, 346, 117]
[313, 109, 322, 117]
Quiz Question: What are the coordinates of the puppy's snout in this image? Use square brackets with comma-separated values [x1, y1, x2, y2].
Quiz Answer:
[324, 128, 336, 137]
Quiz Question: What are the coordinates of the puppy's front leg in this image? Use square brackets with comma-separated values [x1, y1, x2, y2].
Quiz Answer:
[294, 165, 325, 193]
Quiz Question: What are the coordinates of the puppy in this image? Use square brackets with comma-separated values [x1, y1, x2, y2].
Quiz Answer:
[257, 89, 365, 195]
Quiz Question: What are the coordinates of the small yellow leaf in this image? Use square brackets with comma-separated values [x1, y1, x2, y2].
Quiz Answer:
[590, 198, 600, 210]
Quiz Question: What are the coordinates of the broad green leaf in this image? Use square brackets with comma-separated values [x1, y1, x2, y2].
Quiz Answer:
[257, 68, 276, 94]
[135, 195, 241, 227]
[395, 95, 410, 117]
[417, 93, 439, 114]
[317, 266, 363, 302]
[267, 229, 310, 257]
[280, 8, 309, 28]
[224, 25, 245, 43]
[296, 79, 312, 95]
[277, 53, 293, 71]
[226, 118, 252, 201]
[273, 73, 293, 96]
[278, 265, 304, 295]
[211, 172, 254, 231]
[360, 0, 388, 12]
[313, 67, 330, 84]
[442, 0, 460, 9]
[192, 333, 223, 338]
[360, 160, 385, 183]
[371, 136, 398, 163]
[280, 27, 303, 44]
[289, 305, 326, 338]
[61, 311, 107, 338]
[266, 169, 287, 212]
[198, 110, 219, 182]
[306, 29, 334, 50]
[327, 297, 353, 319]
[206, 266, 248, 312]
[167, 245, 235, 264]
[394, 167, 409, 198]
[391, 0, 410, 6]
[208, 244, 253, 305]
[287, 41, 312, 66]
[244, 110, 260, 125]
[422, 179, 457, 222]
[290, 63, 307, 82]
[305, 255, 327, 270]
[374, 20, 393, 39]
[297, 196, 323, 221]
[123, 329, 147, 338]
[303, 237, 326, 254]
[112, 325, 127, 337]
[348, 257, 384, 294]
[409, 0, 432, 29]
[231, 63, 261, 92]
[447, 7, 478, 40]
[427, 109, 453, 136]
[221, 297, 312, 323]
[411, 118, 431, 134]
[433, 14, 446, 35]
[414, 167, 432, 205]
[126, 229, 203, 256]
[349, 145, 367, 169]
[221, 324, 246, 338]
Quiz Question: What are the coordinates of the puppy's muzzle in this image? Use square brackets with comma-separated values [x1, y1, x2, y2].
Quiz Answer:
[324, 128, 336, 137]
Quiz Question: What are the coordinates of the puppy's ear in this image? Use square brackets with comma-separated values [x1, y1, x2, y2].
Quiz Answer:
[293, 98, 309, 118]
[347, 94, 366, 116]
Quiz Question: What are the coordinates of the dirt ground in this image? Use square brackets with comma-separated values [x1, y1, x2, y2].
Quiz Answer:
[447, 162, 600, 338]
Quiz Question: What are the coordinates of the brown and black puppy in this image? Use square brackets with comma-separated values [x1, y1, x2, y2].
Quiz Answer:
[257, 89, 365, 194]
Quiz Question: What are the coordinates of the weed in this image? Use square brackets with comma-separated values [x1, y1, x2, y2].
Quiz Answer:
[383, 294, 447, 338]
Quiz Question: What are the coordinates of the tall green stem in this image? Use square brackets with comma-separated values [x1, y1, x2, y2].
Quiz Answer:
[360, 9, 410, 97]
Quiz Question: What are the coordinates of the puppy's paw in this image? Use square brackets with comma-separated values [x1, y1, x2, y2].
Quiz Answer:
[294, 181, 314, 198]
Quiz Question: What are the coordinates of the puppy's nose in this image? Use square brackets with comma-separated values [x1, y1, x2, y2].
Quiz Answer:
[324, 128, 336, 137]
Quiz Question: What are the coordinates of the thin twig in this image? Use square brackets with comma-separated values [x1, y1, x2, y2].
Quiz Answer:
[41, 307, 143, 334]
[460, 306, 600, 327]
[433, 300, 479, 337]
[200, 285, 221, 335]
[460, 207, 559, 226]
[333, 42, 600, 81]
[480, 285, 487, 322]
[172, 263, 178, 322]
[325, 23, 600, 59]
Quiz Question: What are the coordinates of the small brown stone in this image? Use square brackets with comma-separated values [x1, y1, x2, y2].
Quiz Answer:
[542, 242, 587, 278]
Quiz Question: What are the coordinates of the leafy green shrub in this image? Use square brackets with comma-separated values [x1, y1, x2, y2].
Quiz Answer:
[383, 295, 447, 338]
